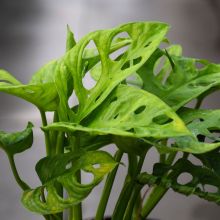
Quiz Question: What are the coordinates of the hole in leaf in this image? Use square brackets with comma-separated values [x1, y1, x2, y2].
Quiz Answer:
[82, 71, 97, 90]
[144, 41, 152, 48]
[154, 56, 166, 76]
[126, 73, 143, 88]
[134, 105, 146, 114]
[65, 162, 72, 170]
[40, 186, 48, 203]
[81, 170, 94, 185]
[93, 164, 101, 169]
[188, 154, 203, 166]
[177, 172, 193, 185]
[195, 61, 205, 69]
[110, 97, 117, 103]
[84, 40, 97, 50]
[204, 184, 218, 193]
[152, 115, 173, 125]
[121, 61, 130, 70]
[197, 134, 206, 142]
[68, 90, 79, 108]
[109, 32, 130, 61]
[204, 136, 215, 143]
[114, 113, 119, 119]
[126, 128, 135, 133]
[95, 94, 102, 102]
[133, 57, 142, 65]
[109, 45, 130, 61]
[0, 80, 10, 83]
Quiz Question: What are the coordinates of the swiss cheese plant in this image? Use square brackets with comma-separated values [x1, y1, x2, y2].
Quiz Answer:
[1, 21, 220, 220]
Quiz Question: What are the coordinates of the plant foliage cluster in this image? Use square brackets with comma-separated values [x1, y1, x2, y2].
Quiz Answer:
[1, 22, 220, 220]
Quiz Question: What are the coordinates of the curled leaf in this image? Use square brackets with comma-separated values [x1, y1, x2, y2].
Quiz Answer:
[22, 151, 117, 214]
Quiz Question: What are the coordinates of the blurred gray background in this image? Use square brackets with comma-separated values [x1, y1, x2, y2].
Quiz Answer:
[0, 0, 220, 219]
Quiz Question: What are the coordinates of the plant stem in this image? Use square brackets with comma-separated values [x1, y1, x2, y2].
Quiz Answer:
[123, 184, 142, 220]
[112, 155, 145, 220]
[49, 111, 59, 154]
[39, 109, 51, 155]
[141, 185, 167, 219]
[56, 132, 64, 154]
[95, 150, 123, 220]
[141, 152, 177, 219]
[7, 154, 30, 190]
[69, 134, 82, 220]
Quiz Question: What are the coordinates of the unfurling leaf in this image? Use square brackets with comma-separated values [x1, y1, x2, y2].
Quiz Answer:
[22, 151, 117, 214]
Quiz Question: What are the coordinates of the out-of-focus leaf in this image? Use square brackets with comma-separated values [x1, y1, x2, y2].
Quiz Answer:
[173, 108, 220, 154]
[0, 122, 33, 156]
[139, 157, 220, 205]
[22, 151, 117, 214]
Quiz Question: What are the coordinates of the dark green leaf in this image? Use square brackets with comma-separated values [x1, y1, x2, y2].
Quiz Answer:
[139, 157, 220, 205]
[0, 122, 33, 156]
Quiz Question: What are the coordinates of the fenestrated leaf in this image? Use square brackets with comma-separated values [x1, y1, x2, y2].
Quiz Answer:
[139, 158, 220, 205]
[63, 22, 169, 122]
[22, 151, 117, 214]
[136, 45, 220, 110]
[43, 84, 190, 140]
[0, 122, 33, 156]
[173, 108, 220, 154]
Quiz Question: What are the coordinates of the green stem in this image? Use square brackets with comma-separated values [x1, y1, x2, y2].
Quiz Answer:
[69, 134, 82, 220]
[49, 111, 59, 154]
[7, 154, 30, 191]
[141, 152, 177, 219]
[112, 155, 145, 220]
[39, 110, 51, 155]
[141, 185, 168, 219]
[123, 184, 142, 220]
[56, 132, 64, 154]
[95, 150, 123, 220]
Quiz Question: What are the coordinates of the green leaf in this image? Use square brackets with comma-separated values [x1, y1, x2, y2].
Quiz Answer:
[66, 25, 76, 52]
[174, 108, 220, 154]
[63, 21, 169, 121]
[136, 46, 220, 110]
[0, 69, 22, 85]
[0, 122, 33, 156]
[22, 151, 117, 214]
[0, 66, 59, 111]
[44, 84, 190, 139]
[139, 157, 220, 205]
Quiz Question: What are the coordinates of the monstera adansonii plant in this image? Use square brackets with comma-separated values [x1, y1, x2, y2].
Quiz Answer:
[1, 21, 220, 220]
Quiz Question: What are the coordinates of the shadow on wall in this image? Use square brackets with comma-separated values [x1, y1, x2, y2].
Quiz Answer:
[191, 202, 220, 220]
